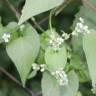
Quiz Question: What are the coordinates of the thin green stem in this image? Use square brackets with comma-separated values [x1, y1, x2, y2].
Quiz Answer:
[49, 10, 53, 33]
[49, 9, 56, 33]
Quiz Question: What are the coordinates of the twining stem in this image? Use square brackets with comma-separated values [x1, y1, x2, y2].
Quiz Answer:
[49, 8, 57, 33]
[49, 10, 53, 33]
[55, 0, 73, 15]
[4, 0, 20, 20]
[30, 19, 45, 32]
[0, 66, 37, 96]
[4, 0, 44, 32]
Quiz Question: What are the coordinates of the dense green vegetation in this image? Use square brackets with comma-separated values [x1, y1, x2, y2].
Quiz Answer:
[0, 0, 96, 96]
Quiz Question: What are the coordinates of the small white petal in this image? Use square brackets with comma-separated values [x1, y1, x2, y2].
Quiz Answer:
[40, 64, 46, 72]
[79, 17, 84, 23]
[49, 33, 64, 51]
[32, 63, 40, 71]
[40, 64, 46, 68]
[2, 33, 10, 43]
[72, 31, 78, 36]
[84, 25, 88, 29]
[40, 68, 45, 72]
[5, 39, 9, 43]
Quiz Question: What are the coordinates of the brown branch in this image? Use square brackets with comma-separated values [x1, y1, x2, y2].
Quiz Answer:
[29, 19, 45, 32]
[55, 0, 73, 15]
[37, 16, 48, 25]
[4, 0, 44, 32]
[82, 0, 96, 12]
[0, 66, 37, 96]
[4, 0, 20, 20]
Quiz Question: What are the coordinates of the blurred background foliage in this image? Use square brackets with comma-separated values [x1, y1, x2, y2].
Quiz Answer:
[0, 0, 95, 96]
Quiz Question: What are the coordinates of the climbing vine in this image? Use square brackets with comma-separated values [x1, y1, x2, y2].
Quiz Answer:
[0, 0, 96, 96]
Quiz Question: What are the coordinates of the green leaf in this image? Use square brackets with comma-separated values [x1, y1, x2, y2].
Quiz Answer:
[6, 22, 18, 31]
[70, 55, 90, 83]
[40, 29, 52, 50]
[6, 24, 40, 86]
[71, 35, 83, 57]
[87, 0, 96, 6]
[41, 71, 79, 96]
[92, 87, 96, 94]
[45, 46, 67, 72]
[37, 49, 45, 64]
[28, 70, 37, 79]
[73, 6, 96, 30]
[83, 30, 96, 88]
[18, 0, 64, 25]
[76, 92, 82, 96]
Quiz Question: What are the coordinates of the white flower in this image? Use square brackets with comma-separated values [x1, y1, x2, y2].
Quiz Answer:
[32, 63, 46, 72]
[79, 17, 84, 23]
[32, 63, 40, 71]
[2, 33, 10, 43]
[40, 64, 46, 72]
[49, 33, 64, 51]
[51, 68, 68, 86]
[72, 17, 90, 36]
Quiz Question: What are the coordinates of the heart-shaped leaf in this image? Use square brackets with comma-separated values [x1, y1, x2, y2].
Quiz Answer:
[45, 46, 67, 72]
[19, 0, 64, 24]
[83, 30, 96, 88]
[42, 71, 79, 96]
[6, 24, 40, 86]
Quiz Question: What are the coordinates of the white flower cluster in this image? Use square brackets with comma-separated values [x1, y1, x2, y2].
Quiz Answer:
[32, 63, 46, 72]
[49, 33, 64, 51]
[2, 33, 10, 43]
[51, 68, 68, 86]
[72, 17, 90, 36]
